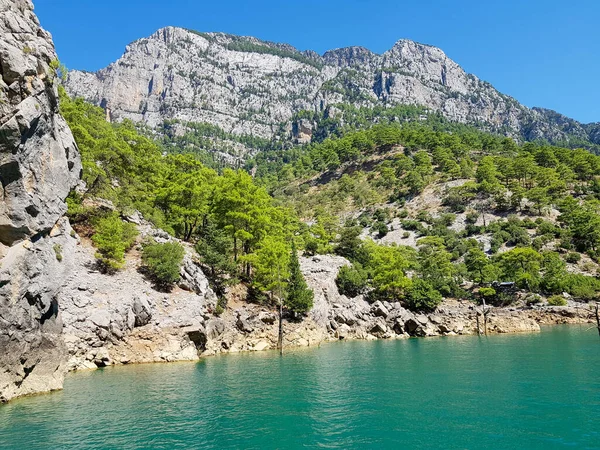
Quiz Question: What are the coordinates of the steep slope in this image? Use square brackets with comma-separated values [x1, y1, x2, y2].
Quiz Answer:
[0, 0, 81, 402]
[66, 27, 598, 152]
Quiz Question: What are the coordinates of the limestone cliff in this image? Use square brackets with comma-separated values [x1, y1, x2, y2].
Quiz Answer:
[0, 0, 82, 402]
[65, 27, 598, 152]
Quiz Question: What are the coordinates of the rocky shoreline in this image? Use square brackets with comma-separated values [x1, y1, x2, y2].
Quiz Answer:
[60, 249, 596, 373]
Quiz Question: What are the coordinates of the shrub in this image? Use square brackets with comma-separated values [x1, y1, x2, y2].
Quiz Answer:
[547, 295, 567, 306]
[405, 279, 442, 312]
[91, 214, 138, 271]
[564, 274, 600, 300]
[565, 252, 581, 264]
[336, 264, 368, 297]
[525, 293, 542, 305]
[465, 211, 479, 224]
[142, 241, 185, 287]
[373, 221, 388, 238]
[303, 238, 319, 256]
[479, 287, 496, 299]
[214, 297, 227, 316]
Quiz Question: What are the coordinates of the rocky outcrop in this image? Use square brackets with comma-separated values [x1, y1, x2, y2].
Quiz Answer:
[65, 27, 597, 151]
[59, 221, 217, 370]
[0, 0, 82, 402]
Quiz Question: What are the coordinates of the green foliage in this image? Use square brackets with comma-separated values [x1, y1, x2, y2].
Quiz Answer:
[225, 38, 323, 69]
[496, 248, 542, 291]
[479, 287, 496, 298]
[285, 242, 314, 314]
[195, 219, 234, 278]
[565, 252, 581, 263]
[405, 279, 442, 312]
[141, 241, 185, 287]
[367, 242, 414, 301]
[547, 295, 567, 306]
[91, 214, 138, 271]
[417, 237, 457, 296]
[214, 297, 227, 316]
[246, 236, 290, 296]
[336, 264, 369, 297]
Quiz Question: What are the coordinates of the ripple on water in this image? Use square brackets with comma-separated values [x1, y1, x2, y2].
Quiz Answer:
[1, 325, 599, 450]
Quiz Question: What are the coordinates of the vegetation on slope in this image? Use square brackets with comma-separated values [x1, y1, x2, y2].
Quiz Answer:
[59, 87, 311, 312]
[60, 86, 600, 312]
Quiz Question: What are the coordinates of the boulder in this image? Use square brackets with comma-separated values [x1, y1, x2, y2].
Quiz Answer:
[258, 312, 277, 325]
[132, 295, 152, 327]
[89, 311, 111, 330]
[372, 301, 390, 318]
[236, 314, 254, 333]
[369, 319, 388, 335]
[206, 318, 225, 340]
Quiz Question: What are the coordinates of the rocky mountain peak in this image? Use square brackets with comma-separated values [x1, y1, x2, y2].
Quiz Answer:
[64, 25, 599, 156]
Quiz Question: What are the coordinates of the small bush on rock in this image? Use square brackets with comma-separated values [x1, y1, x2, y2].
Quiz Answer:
[92, 213, 138, 271]
[547, 295, 567, 306]
[142, 241, 185, 288]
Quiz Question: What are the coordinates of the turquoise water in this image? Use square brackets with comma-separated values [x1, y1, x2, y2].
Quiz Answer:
[1, 325, 599, 449]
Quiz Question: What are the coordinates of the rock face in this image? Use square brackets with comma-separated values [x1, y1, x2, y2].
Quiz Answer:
[59, 221, 217, 371]
[66, 27, 598, 151]
[0, 0, 82, 402]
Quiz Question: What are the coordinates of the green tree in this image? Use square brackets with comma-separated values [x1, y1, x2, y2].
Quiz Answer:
[142, 241, 185, 288]
[464, 247, 497, 283]
[406, 278, 442, 311]
[496, 247, 543, 291]
[336, 264, 368, 297]
[91, 214, 138, 271]
[247, 236, 290, 297]
[367, 242, 414, 301]
[285, 242, 314, 314]
[417, 236, 457, 295]
[195, 219, 234, 278]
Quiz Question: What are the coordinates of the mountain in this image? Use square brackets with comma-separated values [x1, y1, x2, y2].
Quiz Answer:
[65, 26, 598, 155]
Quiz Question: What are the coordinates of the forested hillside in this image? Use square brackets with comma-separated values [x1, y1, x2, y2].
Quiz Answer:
[60, 88, 600, 314]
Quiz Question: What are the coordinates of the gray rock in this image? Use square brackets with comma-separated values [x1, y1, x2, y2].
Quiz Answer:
[0, 0, 81, 403]
[206, 318, 225, 340]
[65, 26, 598, 153]
[236, 314, 254, 333]
[369, 319, 388, 335]
[372, 301, 390, 318]
[258, 312, 277, 325]
[89, 311, 111, 330]
[132, 295, 152, 327]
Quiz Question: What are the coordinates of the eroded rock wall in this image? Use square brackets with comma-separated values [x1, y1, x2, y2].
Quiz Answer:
[65, 27, 597, 149]
[0, 0, 81, 402]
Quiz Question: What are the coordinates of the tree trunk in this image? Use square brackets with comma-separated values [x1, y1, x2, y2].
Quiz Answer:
[278, 299, 283, 355]
[595, 304, 600, 337]
[482, 298, 488, 336]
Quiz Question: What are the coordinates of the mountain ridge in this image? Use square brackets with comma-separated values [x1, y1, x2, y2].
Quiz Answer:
[65, 26, 599, 156]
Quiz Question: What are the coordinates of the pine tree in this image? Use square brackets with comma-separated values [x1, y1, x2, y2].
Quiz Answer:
[285, 241, 314, 314]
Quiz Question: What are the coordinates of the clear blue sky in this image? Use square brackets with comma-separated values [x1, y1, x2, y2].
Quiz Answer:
[35, 0, 599, 123]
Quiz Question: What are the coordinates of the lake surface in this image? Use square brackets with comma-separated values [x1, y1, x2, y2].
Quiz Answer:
[1, 325, 599, 449]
